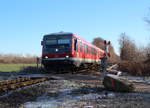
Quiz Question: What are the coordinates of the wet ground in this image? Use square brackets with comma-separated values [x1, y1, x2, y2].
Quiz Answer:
[23, 80, 150, 108]
[0, 73, 150, 108]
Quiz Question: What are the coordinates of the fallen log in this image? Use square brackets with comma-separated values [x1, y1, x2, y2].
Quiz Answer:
[103, 75, 135, 92]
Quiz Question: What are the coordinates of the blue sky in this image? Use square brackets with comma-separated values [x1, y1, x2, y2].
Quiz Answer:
[0, 0, 150, 56]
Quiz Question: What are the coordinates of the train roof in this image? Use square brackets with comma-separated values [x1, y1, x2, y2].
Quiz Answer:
[44, 32, 73, 37]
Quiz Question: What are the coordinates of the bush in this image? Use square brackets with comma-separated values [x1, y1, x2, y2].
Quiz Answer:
[118, 33, 150, 76]
[118, 61, 150, 76]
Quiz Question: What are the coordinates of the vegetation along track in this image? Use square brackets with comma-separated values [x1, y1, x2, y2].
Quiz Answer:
[0, 77, 48, 95]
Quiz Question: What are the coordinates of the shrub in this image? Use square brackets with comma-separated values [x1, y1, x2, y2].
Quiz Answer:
[118, 61, 150, 76]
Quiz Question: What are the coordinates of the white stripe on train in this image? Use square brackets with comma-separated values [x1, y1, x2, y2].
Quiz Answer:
[42, 57, 100, 63]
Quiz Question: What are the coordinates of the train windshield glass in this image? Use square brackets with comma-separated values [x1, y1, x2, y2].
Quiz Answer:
[45, 40, 57, 45]
[45, 39, 70, 45]
[58, 39, 70, 44]
[45, 39, 71, 50]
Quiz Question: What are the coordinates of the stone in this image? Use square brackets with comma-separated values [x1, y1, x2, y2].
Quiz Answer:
[103, 75, 135, 92]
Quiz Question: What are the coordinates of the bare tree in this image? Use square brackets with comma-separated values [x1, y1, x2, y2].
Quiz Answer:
[144, 44, 150, 63]
[144, 8, 150, 63]
[92, 37, 105, 50]
[136, 47, 147, 61]
[92, 37, 119, 63]
[119, 33, 138, 61]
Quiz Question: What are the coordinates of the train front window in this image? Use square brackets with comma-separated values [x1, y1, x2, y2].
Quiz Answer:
[45, 39, 70, 49]
[58, 39, 70, 48]
[45, 40, 57, 45]
[58, 39, 70, 44]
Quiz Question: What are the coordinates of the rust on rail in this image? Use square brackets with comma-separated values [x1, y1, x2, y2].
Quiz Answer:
[0, 77, 48, 93]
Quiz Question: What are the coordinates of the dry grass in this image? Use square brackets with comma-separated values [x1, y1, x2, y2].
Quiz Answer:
[118, 61, 150, 76]
[0, 54, 37, 64]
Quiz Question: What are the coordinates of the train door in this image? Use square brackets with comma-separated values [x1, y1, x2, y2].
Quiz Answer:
[74, 38, 79, 57]
[74, 38, 82, 67]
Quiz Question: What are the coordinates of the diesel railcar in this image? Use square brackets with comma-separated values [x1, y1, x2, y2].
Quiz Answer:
[41, 32, 104, 71]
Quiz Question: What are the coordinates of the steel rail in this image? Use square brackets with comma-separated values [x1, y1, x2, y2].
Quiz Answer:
[0, 77, 48, 93]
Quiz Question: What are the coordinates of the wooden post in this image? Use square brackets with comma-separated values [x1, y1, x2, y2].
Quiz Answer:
[36, 57, 39, 68]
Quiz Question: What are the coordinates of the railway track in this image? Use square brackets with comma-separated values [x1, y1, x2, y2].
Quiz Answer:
[44, 64, 100, 74]
[71, 65, 100, 75]
[0, 77, 48, 95]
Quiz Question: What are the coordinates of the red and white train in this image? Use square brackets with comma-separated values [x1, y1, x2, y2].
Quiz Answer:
[41, 32, 104, 71]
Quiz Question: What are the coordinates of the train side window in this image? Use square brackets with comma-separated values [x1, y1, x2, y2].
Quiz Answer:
[94, 49, 96, 56]
[86, 45, 88, 53]
[88, 46, 90, 54]
[90, 47, 92, 55]
[92, 48, 94, 55]
[84, 44, 85, 53]
[85, 45, 87, 53]
[84, 44, 87, 53]
[80, 42, 82, 52]
[93, 49, 95, 56]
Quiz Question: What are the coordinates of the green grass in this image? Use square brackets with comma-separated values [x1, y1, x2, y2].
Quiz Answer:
[0, 64, 37, 72]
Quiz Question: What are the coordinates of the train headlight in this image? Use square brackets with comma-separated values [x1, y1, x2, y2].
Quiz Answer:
[66, 55, 69, 58]
[55, 48, 58, 52]
[45, 56, 48, 59]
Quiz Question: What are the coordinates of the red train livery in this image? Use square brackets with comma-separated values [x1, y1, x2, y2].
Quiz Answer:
[41, 32, 104, 71]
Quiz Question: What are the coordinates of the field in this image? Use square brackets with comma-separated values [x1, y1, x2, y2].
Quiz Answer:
[0, 64, 37, 72]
